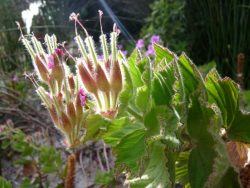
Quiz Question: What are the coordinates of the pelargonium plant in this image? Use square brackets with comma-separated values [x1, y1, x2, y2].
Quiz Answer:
[20, 11, 250, 188]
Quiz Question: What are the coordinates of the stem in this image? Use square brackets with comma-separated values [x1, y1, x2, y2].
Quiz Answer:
[104, 91, 111, 110]
[94, 92, 103, 111]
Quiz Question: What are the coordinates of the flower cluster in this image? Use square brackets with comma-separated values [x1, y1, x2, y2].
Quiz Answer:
[22, 34, 89, 148]
[70, 12, 123, 119]
[136, 34, 161, 56]
[21, 13, 124, 147]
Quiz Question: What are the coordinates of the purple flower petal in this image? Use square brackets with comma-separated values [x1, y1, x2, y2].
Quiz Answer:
[146, 44, 155, 56]
[136, 39, 144, 49]
[150, 35, 160, 44]
[47, 55, 55, 69]
[121, 50, 127, 56]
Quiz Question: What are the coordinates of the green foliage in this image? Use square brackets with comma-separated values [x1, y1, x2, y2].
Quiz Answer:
[0, 176, 12, 188]
[0, 127, 64, 187]
[186, 0, 250, 79]
[141, 0, 187, 52]
[104, 43, 248, 187]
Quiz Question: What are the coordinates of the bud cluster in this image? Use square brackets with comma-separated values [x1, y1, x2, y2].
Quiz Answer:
[22, 34, 88, 148]
[75, 26, 123, 119]
[22, 18, 124, 147]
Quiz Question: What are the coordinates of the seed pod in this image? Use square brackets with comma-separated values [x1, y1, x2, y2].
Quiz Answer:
[48, 105, 59, 126]
[51, 64, 64, 90]
[48, 76, 57, 94]
[96, 64, 110, 92]
[35, 55, 49, 82]
[60, 111, 72, 134]
[75, 93, 83, 118]
[68, 76, 75, 93]
[67, 101, 76, 125]
[86, 58, 94, 74]
[105, 59, 111, 73]
[77, 62, 97, 93]
[110, 61, 123, 94]
[57, 92, 63, 107]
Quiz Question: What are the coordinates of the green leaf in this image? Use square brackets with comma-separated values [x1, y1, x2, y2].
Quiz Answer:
[135, 86, 150, 112]
[188, 145, 216, 188]
[144, 108, 160, 136]
[215, 167, 241, 188]
[103, 119, 144, 146]
[187, 99, 214, 143]
[130, 143, 171, 188]
[177, 53, 205, 100]
[21, 178, 38, 188]
[11, 141, 34, 156]
[227, 110, 250, 143]
[0, 176, 12, 188]
[95, 171, 114, 186]
[176, 152, 190, 186]
[127, 50, 144, 87]
[187, 99, 218, 188]
[119, 63, 134, 108]
[152, 61, 175, 106]
[153, 43, 174, 64]
[39, 146, 63, 173]
[84, 114, 109, 141]
[205, 69, 239, 128]
[115, 129, 146, 172]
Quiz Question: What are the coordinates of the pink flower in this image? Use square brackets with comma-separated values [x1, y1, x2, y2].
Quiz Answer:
[55, 48, 64, 57]
[146, 44, 155, 56]
[136, 39, 144, 49]
[79, 88, 87, 106]
[150, 35, 160, 44]
[47, 55, 55, 69]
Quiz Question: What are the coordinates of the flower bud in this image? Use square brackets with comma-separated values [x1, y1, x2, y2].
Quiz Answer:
[68, 76, 75, 93]
[67, 101, 76, 125]
[48, 76, 57, 94]
[35, 55, 49, 82]
[96, 64, 110, 92]
[75, 92, 83, 118]
[77, 62, 97, 93]
[110, 61, 123, 94]
[48, 105, 59, 126]
[60, 111, 72, 134]
[57, 92, 63, 107]
[51, 64, 64, 90]
[105, 59, 111, 73]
